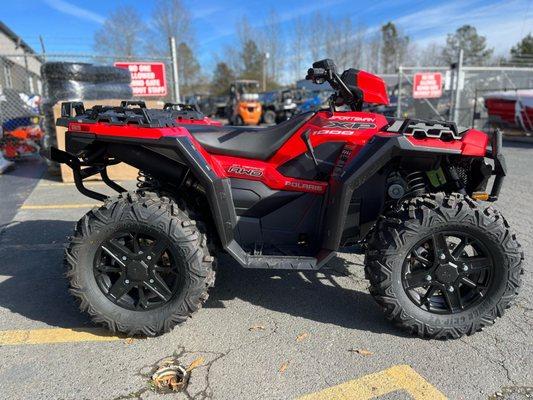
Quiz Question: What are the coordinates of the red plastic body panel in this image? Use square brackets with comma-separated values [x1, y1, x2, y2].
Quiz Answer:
[356, 70, 389, 106]
[175, 116, 222, 126]
[66, 110, 490, 194]
[207, 111, 390, 194]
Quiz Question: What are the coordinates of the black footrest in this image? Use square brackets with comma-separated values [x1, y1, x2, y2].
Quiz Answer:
[246, 255, 318, 270]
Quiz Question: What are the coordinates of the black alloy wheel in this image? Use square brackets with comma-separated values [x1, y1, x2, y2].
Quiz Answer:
[94, 230, 183, 311]
[365, 194, 523, 339]
[402, 231, 493, 314]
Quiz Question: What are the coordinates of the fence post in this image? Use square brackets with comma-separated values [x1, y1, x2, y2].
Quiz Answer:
[396, 65, 403, 118]
[169, 36, 180, 103]
[453, 48, 463, 124]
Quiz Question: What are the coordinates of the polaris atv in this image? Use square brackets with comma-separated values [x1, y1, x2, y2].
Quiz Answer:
[47, 59, 523, 339]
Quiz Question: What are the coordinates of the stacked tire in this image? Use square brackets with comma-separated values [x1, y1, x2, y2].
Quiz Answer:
[42, 62, 132, 102]
[41, 62, 133, 165]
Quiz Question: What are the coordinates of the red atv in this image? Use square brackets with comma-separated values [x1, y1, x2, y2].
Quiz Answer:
[47, 59, 523, 339]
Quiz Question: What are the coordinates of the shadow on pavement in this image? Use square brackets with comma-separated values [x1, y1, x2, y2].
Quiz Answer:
[206, 255, 405, 337]
[0, 219, 406, 337]
[0, 220, 90, 328]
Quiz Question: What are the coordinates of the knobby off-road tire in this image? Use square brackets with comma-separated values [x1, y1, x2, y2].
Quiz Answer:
[65, 192, 215, 336]
[365, 193, 523, 339]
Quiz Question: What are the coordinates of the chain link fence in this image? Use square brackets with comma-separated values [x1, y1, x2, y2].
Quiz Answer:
[0, 52, 178, 159]
[395, 66, 533, 133]
[0, 52, 177, 122]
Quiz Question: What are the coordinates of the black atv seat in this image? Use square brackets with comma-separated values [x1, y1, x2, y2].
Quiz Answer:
[184, 112, 314, 160]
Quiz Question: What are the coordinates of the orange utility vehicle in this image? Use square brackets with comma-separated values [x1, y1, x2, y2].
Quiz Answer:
[226, 80, 262, 125]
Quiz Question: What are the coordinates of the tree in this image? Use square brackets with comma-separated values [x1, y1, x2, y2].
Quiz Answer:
[510, 33, 533, 64]
[147, 0, 192, 56]
[350, 23, 367, 69]
[418, 43, 446, 67]
[307, 12, 326, 62]
[365, 31, 381, 73]
[241, 39, 263, 81]
[262, 10, 284, 84]
[442, 25, 493, 66]
[380, 22, 409, 73]
[177, 42, 200, 96]
[327, 16, 353, 71]
[93, 6, 146, 56]
[211, 62, 235, 96]
[290, 17, 306, 82]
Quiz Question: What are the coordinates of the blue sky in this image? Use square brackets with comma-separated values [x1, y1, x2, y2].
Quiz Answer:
[1, 0, 532, 73]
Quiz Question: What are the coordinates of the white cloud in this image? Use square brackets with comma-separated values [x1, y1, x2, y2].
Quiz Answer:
[43, 0, 106, 24]
[391, 0, 533, 54]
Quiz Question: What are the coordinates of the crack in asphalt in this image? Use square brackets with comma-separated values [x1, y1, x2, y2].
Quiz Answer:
[460, 335, 519, 387]
[113, 315, 281, 400]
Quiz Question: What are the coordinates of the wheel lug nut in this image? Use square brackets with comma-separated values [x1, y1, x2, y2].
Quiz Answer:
[463, 265, 468, 272]
[147, 256, 152, 260]
[448, 286, 454, 292]
[426, 275, 432, 281]
[440, 254, 446, 260]
[122, 256, 127, 261]
[125, 279, 130, 284]
[149, 279, 154, 283]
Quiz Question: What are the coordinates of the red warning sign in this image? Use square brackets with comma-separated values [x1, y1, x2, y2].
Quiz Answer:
[412, 72, 443, 99]
[114, 62, 167, 97]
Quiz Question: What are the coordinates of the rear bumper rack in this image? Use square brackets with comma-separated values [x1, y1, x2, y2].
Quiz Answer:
[42, 146, 125, 201]
[487, 128, 506, 201]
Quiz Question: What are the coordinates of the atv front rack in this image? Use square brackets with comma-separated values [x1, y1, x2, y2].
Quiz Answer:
[56, 100, 206, 128]
[386, 118, 461, 140]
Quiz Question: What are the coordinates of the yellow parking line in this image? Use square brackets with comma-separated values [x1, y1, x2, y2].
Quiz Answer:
[20, 204, 99, 210]
[0, 328, 123, 346]
[299, 364, 447, 400]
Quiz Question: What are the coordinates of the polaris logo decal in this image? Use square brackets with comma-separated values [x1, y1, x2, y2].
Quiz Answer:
[284, 181, 325, 192]
[315, 129, 358, 136]
[227, 165, 264, 177]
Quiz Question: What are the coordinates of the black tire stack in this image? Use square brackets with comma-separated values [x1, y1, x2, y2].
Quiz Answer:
[41, 62, 133, 157]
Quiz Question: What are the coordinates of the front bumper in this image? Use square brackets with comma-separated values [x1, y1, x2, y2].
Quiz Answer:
[487, 129, 506, 201]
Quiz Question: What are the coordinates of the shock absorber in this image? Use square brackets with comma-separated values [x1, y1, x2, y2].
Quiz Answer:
[405, 171, 426, 196]
[136, 171, 160, 191]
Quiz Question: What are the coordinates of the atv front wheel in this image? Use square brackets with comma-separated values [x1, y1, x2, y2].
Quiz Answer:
[365, 193, 523, 339]
[65, 192, 215, 336]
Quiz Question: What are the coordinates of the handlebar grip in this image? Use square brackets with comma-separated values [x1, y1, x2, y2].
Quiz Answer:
[305, 67, 327, 81]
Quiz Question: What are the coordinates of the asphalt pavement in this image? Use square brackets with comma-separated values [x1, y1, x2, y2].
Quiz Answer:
[0, 145, 531, 400]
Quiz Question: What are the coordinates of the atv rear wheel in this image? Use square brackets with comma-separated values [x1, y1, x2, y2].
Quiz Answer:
[365, 193, 523, 339]
[65, 192, 215, 336]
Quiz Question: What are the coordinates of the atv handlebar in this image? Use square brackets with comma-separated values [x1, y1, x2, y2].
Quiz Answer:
[305, 67, 328, 82]
[305, 59, 360, 111]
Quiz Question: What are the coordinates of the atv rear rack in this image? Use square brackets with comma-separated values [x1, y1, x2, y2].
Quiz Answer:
[56, 100, 206, 128]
